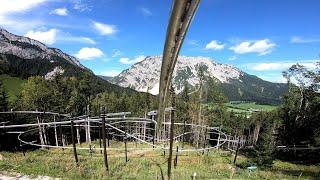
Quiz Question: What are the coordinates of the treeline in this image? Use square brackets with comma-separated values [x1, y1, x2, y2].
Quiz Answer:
[0, 62, 319, 164]
[0, 74, 158, 118]
[175, 63, 320, 165]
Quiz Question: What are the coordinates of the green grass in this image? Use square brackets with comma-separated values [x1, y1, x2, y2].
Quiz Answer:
[1, 141, 319, 179]
[225, 102, 277, 112]
[0, 74, 25, 103]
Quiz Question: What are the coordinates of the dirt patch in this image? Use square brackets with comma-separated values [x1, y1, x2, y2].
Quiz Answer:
[0, 171, 60, 180]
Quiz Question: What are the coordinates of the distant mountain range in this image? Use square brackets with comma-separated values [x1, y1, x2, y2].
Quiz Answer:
[98, 75, 113, 81]
[0, 28, 134, 95]
[0, 28, 288, 104]
[110, 56, 288, 104]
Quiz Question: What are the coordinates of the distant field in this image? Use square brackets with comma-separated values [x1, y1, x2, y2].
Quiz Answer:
[225, 102, 277, 112]
[0, 75, 25, 103]
[206, 102, 278, 115]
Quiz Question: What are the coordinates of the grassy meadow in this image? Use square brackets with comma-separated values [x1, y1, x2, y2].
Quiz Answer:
[0, 141, 319, 179]
[0, 74, 25, 103]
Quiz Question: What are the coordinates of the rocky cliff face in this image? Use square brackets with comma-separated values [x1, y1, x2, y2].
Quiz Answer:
[111, 56, 243, 94]
[111, 56, 288, 104]
[0, 28, 87, 70]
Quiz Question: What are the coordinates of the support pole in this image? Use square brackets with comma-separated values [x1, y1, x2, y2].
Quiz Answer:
[233, 137, 241, 164]
[217, 126, 221, 149]
[202, 127, 207, 155]
[36, 112, 44, 147]
[125, 130, 128, 162]
[70, 120, 79, 165]
[167, 86, 175, 180]
[101, 108, 109, 172]
[54, 115, 58, 147]
[76, 124, 80, 144]
[182, 120, 186, 149]
[98, 122, 102, 154]
[174, 146, 178, 168]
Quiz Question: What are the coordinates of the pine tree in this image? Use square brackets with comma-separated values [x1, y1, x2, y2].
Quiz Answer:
[254, 112, 275, 167]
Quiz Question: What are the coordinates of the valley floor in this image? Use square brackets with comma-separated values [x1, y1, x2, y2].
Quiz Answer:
[0, 141, 319, 179]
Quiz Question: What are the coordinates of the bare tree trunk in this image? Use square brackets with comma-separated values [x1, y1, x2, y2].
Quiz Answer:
[253, 122, 261, 145]
[37, 115, 45, 146]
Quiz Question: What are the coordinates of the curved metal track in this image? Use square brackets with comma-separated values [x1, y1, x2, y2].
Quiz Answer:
[0, 111, 241, 153]
[158, 0, 201, 126]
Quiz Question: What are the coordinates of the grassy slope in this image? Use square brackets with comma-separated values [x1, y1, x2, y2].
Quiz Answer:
[0, 74, 25, 103]
[0, 141, 319, 179]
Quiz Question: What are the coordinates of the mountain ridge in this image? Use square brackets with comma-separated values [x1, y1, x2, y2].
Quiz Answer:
[0, 28, 136, 95]
[111, 56, 288, 104]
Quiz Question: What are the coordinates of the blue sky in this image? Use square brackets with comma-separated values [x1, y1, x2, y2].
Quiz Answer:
[0, 0, 319, 82]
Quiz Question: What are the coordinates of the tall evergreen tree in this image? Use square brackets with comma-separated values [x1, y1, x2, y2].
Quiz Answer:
[254, 112, 275, 167]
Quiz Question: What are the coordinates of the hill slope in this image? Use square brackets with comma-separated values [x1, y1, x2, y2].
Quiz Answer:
[0, 28, 135, 95]
[111, 56, 288, 104]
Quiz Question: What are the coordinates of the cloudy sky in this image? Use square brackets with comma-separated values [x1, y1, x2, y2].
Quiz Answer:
[0, 0, 319, 82]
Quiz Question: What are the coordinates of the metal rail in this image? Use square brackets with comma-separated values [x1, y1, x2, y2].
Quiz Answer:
[158, 0, 201, 126]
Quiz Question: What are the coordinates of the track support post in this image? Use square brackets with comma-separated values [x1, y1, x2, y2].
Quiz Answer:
[70, 119, 79, 166]
[101, 107, 109, 172]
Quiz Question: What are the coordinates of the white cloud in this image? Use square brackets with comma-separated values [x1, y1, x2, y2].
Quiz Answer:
[0, 0, 48, 33]
[205, 40, 225, 50]
[252, 63, 284, 71]
[80, 37, 95, 44]
[290, 36, 320, 43]
[93, 21, 117, 36]
[25, 29, 58, 45]
[0, 0, 48, 16]
[72, 0, 92, 12]
[230, 39, 276, 56]
[75, 47, 104, 60]
[228, 56, 237, 61]
[119, 55, 146, 64]
[187, 39, 200, 47]
[58, 35, 96, 44]
[100, 70, 121, 77]
[139, 7, 152, 16]
[258, 74, 287, 83]
[249, 61, 317, 71]
[51, 8, 68, 16]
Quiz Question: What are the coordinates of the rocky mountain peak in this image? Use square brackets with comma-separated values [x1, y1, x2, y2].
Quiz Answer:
[111, 56, 243, 95]
[0, 28, 86, 70]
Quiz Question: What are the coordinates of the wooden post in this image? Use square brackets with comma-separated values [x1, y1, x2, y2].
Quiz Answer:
[233, 137, 241, 164]
[36, 111, 44, 147]
[152, 122, 155, 149]
[202, 127, 207, 155]
[174, 146, 178, 168]
[125, 130, 128, 162]
[167, 86, 175, 180]
[217, 126, 221, 149]
[182, 120, 186, 149]
[107, 125, 110, 148]
[87, 103, 91, 143]
[227, 135, 230, 150]
[76, 123, 80, 144]
[101, 108, 109, 172]
[70, 120, 79, 165]
[42, 112, 48, 145]
[54, 115, 58, 146]
[98, 122, 102, 154]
